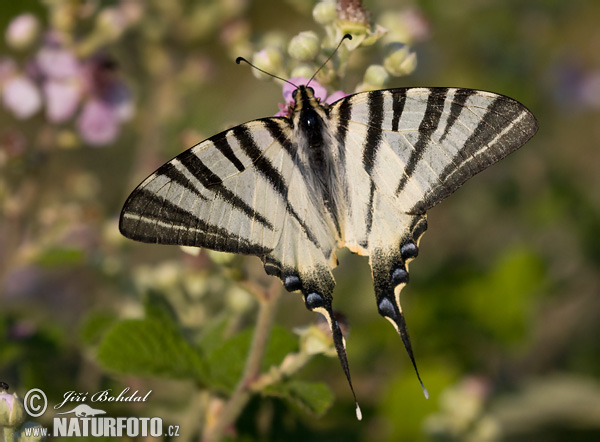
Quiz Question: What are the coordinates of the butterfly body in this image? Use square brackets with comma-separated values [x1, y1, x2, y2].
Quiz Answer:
[120, 83, 537, 413]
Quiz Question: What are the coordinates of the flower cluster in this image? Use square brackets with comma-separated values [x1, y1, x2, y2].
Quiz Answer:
[248, 0, 430, 116]
[1, 11, 134, 147]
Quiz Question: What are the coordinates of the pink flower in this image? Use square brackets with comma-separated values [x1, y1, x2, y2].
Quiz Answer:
[84, 57, 133, 122]
[325, 90, 348, 104]
[2, 75, 41, 119]
[2, 27, 133, 146]
[36, 46, 80, 79]
[276, 77, 348, 117]
[77, 99, 119, 146]
[43, 79, 81, 123]
[5, 13, 39, 50]
[74, 55, 133, 145]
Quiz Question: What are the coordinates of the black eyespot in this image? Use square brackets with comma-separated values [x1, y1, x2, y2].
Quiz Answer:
[400, 242, 419, 260]
[305, 292, 325, 310]
[284, 275, 302, 292]
[391, 267, 409, 285]
[378, 297, 396, 317]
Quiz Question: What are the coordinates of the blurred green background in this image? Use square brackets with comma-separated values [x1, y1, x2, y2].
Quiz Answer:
[1, 1, 600, 441]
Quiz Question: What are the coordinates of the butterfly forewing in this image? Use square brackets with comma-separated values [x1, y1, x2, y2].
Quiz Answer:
[122, 119, 284, 253]
[329, 87, 538, 217]
[120, 116, 338, 268]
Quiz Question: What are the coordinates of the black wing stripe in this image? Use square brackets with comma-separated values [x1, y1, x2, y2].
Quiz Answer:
[232, 124, 321, 249]
[360, 91, 384, 248]
[362, 90, 384, 175]
[409, 96, 535, 213]
[159, 163, 210, 202]
[437, 96, 526, 185]
[211, 133, 246, 172]
[121, 190, 270, 254]
[395, 87, 449, 195]
[262, 118, 301, 171]
[176, 150, 274, 230]
[391, 89, 407, 132]
[362, 181, 376, 247]
[335, 96, 352, 143]
[439, 88, 476, 142]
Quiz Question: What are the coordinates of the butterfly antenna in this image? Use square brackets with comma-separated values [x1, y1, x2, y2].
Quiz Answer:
[307, 33, 353, 87]
[236, 57, 298, 89]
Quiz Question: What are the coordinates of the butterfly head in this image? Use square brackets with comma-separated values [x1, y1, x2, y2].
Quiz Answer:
[291, 85, 317, 106]
[290, 85, 326, 115]
[290, 85, 329, 142]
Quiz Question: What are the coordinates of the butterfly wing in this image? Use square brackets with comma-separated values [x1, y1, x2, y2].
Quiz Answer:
[328, 87, 537, 393]
[332, 87, 538, 217]
[120, 117, 338, 287]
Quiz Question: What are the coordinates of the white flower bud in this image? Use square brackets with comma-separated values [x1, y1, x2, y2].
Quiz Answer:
[313, 1, 337, 25]
[227, 286, 253, 313]
[300, 324, 336, 357]
[251, 47, 284, 79]
[364, 64, 389, 88]
[288, 31, 320, 62]
[96, 7, 127, 41]
[291, 64, 314, 79]
[5, 14, 40, 50]
[384, 43, 417, 77]
[2, 76, 42, 119]
[0, 391, 25, 428]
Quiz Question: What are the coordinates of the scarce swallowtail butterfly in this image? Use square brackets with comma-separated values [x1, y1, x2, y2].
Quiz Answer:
[119, 36, 538, 419]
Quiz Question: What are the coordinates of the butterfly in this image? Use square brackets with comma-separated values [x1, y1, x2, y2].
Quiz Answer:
[120, 54, 537, 419]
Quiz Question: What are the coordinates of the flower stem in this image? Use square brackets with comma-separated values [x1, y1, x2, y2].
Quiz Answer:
[202, 280, 282, 442]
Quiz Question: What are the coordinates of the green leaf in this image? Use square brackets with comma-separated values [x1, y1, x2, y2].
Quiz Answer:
[263, 380, 334, 417]
[197, 316, 229, 356]
[143, 291, 179, 328]
[464, 248, 544, 343]
[206, 328, 252, 393]
[97, 318, 208, 384]
[34, 247, 85, 268]
[380, 366, 458, 441]
[80, 311, 118, 346]
[205, 325, 298, 394]
[262, 325, 298, 370]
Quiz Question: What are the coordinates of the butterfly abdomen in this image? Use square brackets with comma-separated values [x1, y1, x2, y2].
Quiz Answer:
[293, 86, 345, 239]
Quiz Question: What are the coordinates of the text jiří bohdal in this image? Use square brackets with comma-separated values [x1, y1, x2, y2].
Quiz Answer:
[54, 388, 152, 410]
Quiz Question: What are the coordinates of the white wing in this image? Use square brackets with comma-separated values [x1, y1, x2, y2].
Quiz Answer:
[327, 87, 537, 394]
[120, 117, 339, 295]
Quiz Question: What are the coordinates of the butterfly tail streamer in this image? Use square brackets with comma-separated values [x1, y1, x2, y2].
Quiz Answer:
[301, 286, 362, 420]
[388, 295, 429, 399]
[325, 302, 363, 420]
[369, 214, 430, 399]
